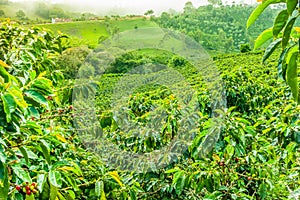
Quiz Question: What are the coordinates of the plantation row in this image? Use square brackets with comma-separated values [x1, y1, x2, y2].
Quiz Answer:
[0, 22, 300, 200]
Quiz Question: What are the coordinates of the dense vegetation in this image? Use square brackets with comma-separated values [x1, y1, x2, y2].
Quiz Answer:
[155, 3, 284, 53]
[1, 19, 300, 200]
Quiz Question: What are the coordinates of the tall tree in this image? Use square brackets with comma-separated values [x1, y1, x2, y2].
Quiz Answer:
[144, 9, 154, 16]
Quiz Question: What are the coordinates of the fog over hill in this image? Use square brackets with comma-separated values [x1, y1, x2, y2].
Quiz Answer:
[10, 0, 256, 15]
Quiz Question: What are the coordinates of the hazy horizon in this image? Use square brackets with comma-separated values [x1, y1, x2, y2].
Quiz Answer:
[10, 0, 257, 15]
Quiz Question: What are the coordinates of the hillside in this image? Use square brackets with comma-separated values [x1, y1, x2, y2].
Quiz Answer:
[34, 18, 158, 48]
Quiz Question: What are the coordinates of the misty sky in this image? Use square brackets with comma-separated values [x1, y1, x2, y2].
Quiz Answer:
[12, 0, 256, 15]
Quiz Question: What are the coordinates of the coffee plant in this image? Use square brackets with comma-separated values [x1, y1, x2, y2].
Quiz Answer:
[1, 20, 300, 200]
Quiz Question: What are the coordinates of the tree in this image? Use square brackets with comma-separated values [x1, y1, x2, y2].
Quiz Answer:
[0, 9, 5, 17]
[208, 0, 222, 6]
[16, 10, 26, 20]
[35, 3, 50, 19]
[144, 9, 154, 16]
[247, 0, 300, 103]
[183, 1, 195, 14]
[49, 6, 68, 18]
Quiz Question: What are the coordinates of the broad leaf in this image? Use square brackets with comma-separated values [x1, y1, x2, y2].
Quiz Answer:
[49, 171, 62, 188]
[286, 51, 298, 102]
[95, 180, 104, 197]
[0, 161, 9, 200]
[1, 93, 16, 122]
[11, 165, 31, 182]
[172, 171, 186, 195]
[49, 183, 58, 200]
[287, 0, 298, 15]
[278, 48, 289, 80]
[24, 90, 48, 107]
[40, 140, 51, 165]
[262, 38, 282, 63]
[19, 146, 29, 164]
[254, 28, 273, 50]
[273, 10, 289, 37]
[247, 0, 285, 28]
[282, 17, 297, 49]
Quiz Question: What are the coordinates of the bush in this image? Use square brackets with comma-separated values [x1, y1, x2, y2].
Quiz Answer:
[240, 43, 252, 53]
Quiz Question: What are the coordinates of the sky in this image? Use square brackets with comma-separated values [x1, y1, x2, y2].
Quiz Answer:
[12, 0, 255, 15]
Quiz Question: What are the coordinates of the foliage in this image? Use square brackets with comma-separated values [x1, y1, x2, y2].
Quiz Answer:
[1, 21, 300, 200]
[155, 4, 280, 53]
[16, 10, 26, 20]
[247, 0, 300, 103]
[56, 46, 91, 79]
[0, 10, 5, 17]
[240, 43, 252, 53]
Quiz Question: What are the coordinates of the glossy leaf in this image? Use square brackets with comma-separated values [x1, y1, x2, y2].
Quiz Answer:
[247, 0, 285, 28]
[273, 9, 289, 37]
[11, 165, 31, 182]
[286, 51, 298, 102]
[95, 180, 105, 198]
[24, 90, 48, 107]
[1, 93, 16, 122]
[49, 171, 62, 188]
[0, 161, 8, 200]
[287, 0, 297, 15]
[19, 146, 29, 164]
[262, 38, 282, 63]
[282, 17, 297, 49]
[254, 28, 273, 50]
[40, 140, 51, 165]
[49, 183, 58, 200]
[278, 48, 289, 80]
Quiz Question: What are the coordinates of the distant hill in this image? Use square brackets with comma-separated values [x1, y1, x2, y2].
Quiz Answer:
[33, 18, 158, 48]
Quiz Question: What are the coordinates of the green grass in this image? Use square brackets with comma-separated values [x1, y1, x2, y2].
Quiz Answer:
[35, 19, 158, 48]
[109, 18, 158, 32]
[35, 21, 109, 47]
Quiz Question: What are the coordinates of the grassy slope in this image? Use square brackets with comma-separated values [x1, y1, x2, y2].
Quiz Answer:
[36, 21, 109, 47]
[35, 18, 158, 48]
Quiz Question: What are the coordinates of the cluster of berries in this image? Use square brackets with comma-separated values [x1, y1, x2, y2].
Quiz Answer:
[15, 182, 38, 195]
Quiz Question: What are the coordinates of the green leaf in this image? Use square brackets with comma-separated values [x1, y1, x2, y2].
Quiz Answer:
[40, 140, 51, 165]
[1, 93, 17, 122]
[172, 171, 186, 195]
[282, 17, 297, 49]
[11, 165, 31, 182]
[0, 66, 11, 83]
[19, 146, 29, 164]
[287, 0, 298, 15]
[129, 189, 137, 200]
[0, 145, 6, 164]
[247, 0, 285, 28]
[95, 180, 104, 197]
[66, 190, 75, 200]
[0, 161, 9, 200]
[273, 9, 289, 37]
[37, 174, 46, 193]
[49, 171, 62, 188]
[262, 38, 282, 63]
[286, 51, 298, 102]
[226, 144, 235, 159]
[278, 48, 289, 80]
[49, 183, 58, 200]
[289, 188, 300, 199]
[25, 194, 35, 200]
[258, 183, 267, 199]
[57, 191, 66, 200]
[24, 90, 48, 107]
[39, 178, 50, 200]
[254, 28, 273, 50]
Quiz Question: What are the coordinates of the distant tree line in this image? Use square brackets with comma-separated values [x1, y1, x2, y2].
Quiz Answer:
[154, 2, 283, 53]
